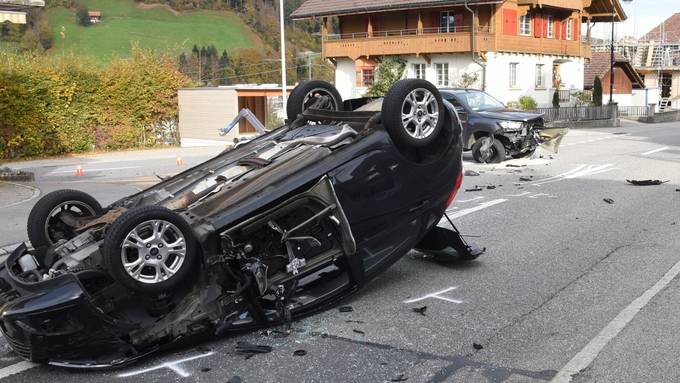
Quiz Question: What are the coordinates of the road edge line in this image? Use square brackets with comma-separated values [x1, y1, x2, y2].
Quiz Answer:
[550, 257, 680, 382]
[0, 361, 38, 380]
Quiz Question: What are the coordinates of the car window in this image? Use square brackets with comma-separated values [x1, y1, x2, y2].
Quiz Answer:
[457, 91, 505, 112]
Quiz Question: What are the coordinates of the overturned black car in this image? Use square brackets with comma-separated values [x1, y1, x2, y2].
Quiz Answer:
[0, 79, 482, 368]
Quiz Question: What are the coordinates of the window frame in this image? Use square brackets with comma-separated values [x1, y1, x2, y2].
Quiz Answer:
[535, 64, 545, 89]
[361, 68, 374, 87]
[439, 11, 456, 33]
[509, 62, 519, 89]
[412, 63, 425, 80]
[435, 63, 449, 87]
[566, 18, 573, 40]
[547, 15, 554, 38]
[519, 14, 532, 36]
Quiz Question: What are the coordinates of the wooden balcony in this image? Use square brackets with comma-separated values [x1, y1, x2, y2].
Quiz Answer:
[323, 27, 496, 60]
[517, 0, 583, 10]
[496, 35, 583, 57]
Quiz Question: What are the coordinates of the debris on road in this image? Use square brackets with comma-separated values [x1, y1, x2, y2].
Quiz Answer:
[196, 346, 212, 354]
[412, 306, 427, 316]
[353, 329, 365, 335]
[506, 164, 526, 168]
[466, 186, 484, 192]
[391, 374, 408, 382]
[603, 198, 615, 204]
[235, 341, 273, 359]
[473, 343, 484, 350]
[519, 176, 533, 182]
[338, 306, 354, 313]
[464, 170, 481, 176]
[201, 367, 212, 372]
[346, 320, 365, 324]
[626, 179, 669, 186]
[293, 349, 307, 356]
[486, 185, 497, 190]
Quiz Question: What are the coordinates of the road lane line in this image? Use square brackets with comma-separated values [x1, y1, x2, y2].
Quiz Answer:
[0, 361, 38, 380]
[641, 146, 668, 156]
[445, 199, 508, 219]
[117, 352, 214, 378]
[48, 166, 140, 175]
[551, 257, 680, 383]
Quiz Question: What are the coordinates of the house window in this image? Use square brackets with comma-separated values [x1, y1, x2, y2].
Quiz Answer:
[547, 16, 554, 38]
[509, 63, 518, 88]
[520, 14, 531, 36]
[436, 63, 449, 86]
[566, 18, 572, 40]
[412, 63, 425, 80]
[362, 68, 374, 86]
[440, 11, 456, 33]
[535, 64, 545, 88]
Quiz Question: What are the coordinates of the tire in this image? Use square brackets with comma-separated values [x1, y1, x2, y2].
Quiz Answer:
[471, 137, 506, 163]
[27, 189, 103, 249]
[103, 205, 198, 294]
[381, 79, 445, 148]
[286, 80, 343, 121]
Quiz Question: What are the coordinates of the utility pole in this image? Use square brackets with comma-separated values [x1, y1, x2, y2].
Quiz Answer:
[609, 0, 615, 104]
[308, 54, 312, 80]
[279, 0, 287, 107]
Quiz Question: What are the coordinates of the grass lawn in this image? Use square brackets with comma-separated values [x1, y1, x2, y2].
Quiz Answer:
[47, 0, 261, 63]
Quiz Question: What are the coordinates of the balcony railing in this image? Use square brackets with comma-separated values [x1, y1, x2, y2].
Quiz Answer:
[326, 25, 492, 41]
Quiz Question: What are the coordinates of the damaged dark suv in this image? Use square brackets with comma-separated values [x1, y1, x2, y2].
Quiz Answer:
[441, 89, 567, 163]
[0, 79, 483, 368]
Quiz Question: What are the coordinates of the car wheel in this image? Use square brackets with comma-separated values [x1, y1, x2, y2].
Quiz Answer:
[471, 137, 506, 163]
[381, 79, 445, 148]
[286, 80, 343, 121]
[103, 205, 198, 294]
[27, 189, 103, 249]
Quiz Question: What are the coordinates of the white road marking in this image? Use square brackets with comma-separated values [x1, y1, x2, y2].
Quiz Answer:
[48, 166, 140, 175]
[532, 164, 614, 186]
[551, 258, 680, 383]
[0, 361, 38, 379]
[508, 192, 531, 197]
[641, 146, 668, 156]
[528, 193, 557, 199]
[403, 286, 463, 304]
[117, 352, 214, 378]
[445, 199, 508, 219]
[0, 182, 40, 209]
[457, 196, 485, 203]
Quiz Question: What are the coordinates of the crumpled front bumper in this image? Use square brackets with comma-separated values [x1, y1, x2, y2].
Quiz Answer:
[0, 244, 142, 368]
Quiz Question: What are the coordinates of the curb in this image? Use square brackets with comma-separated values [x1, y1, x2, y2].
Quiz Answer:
[0, 172, 35, 182]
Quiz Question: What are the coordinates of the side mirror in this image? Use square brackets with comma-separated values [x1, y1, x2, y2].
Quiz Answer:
[454, 107, 468, 123]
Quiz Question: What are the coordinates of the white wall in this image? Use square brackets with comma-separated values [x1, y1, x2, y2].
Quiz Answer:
[405, 54, 482, 88]
[485, 52, 584, 107]
[335, 58, 357, 100]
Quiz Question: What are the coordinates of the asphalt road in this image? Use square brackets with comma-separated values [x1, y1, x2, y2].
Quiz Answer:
[0, 121, 679, 382]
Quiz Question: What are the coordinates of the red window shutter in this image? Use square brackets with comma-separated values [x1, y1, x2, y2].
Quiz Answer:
[533, 14, 541, 37]
[454, 13, 463, 32]
[542, 15, 548, 37]
[503, 9, 517, 35]
[561, 21, 567, 39]
[554, 19, 560, 39]
[573, 18, 579, 40]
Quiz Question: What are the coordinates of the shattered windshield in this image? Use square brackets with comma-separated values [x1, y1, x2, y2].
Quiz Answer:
[458, 91, 505, 112]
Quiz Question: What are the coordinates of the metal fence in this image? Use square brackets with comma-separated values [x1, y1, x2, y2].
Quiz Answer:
[618, 106, 649, 118]
[529, 105, 617, 122]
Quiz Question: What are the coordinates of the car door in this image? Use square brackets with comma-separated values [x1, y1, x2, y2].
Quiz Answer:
[445, 95, 474, 149]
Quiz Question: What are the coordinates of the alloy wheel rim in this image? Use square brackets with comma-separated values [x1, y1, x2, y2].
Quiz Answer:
[401, 88, 439, 139]
[120, 219, 187, 284]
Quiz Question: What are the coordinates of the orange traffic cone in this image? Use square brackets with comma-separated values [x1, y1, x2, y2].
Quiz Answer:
[176, 155, 183, 166]
[75, 164, 84, 176]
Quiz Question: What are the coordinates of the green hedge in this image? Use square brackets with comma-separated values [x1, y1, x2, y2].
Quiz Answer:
[0, 48, 189, 159]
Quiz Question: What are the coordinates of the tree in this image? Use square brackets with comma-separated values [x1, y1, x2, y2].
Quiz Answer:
[593, 76, 603, 106]
[76, 3, 91, 27]
[366, 57, 406, 97]
[552, 90, 560, 108]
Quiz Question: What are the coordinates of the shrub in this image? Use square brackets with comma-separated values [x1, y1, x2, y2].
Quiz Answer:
[593, 76, 603, 106]
[506, 101, 520, 109]
[366, 57, 406, 97]
[518, 96, 537, 110]
[76, 3, 91, 27]
[552, 90, 560, 108]
[0, 48, 189, 159]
